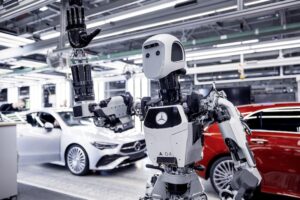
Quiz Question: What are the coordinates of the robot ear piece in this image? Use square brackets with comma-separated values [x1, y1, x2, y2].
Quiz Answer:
[171, 42, 184, 62]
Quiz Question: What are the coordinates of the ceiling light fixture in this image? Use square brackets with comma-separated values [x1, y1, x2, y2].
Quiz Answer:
[40, 0, 272, 41]
[9, 59, 47, 68]
[0, 32, 34, 47]
[39, 6, 48, 12]
[40, 31, 60, 40]
[244, 0, 271, 6]
[87, 0, 191, 29]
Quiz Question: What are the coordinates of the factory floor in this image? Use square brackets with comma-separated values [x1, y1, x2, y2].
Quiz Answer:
[17, 158, 219, 200]
[17, 158, 297, 200]
[17, 183, 82, 200]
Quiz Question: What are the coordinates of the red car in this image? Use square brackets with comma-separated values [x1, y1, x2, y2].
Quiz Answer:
[196, 102, 300, 199]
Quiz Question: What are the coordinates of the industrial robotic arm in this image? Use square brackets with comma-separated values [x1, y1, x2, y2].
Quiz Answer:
[198, 87, 262, 200]
[66, 0, 100, 115]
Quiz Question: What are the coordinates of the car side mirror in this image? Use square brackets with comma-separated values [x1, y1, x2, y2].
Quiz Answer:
[44, 122, 54, 132]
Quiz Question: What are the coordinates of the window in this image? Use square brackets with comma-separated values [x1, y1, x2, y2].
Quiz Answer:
[39, 112, 60, 129]
[246, 109, 300, 133]
[104, 81, 126, 98]
[0, 89, 7, 102]
[58, 112, 91, 127]
[26, 113, 41, 127]
[246, 112, 262, 130]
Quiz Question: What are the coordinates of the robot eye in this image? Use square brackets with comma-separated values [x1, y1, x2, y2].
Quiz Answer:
[146, 53, 150, 58]
[156, 51, 160, 56]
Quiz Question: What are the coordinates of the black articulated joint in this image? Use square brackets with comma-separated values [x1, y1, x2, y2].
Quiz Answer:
[214, 107, 230, 123]
[121, 92, 134, 114]
[225, 138, 247, 163]
[141, 97, 151, 119]
[159, 69, 186, 105]
[146, 164, 165, 173]
[99, 98, 111, 108]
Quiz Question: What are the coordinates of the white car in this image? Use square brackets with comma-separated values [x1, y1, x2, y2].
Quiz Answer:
[16, 108, 147, 175]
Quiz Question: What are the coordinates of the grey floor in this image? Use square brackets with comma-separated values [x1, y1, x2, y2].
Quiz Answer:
[18, 158, 219, 200]
[18, 183, 82, 200]
[17, 159, 296, 200]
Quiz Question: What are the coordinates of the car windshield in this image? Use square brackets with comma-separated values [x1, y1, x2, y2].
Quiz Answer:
[58, 111, 92, 126]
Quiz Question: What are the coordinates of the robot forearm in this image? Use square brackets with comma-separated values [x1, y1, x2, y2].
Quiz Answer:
[216, 97, 262, 200]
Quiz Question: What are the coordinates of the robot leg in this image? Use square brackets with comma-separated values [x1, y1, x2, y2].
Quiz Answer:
[142, 171, 207, 200]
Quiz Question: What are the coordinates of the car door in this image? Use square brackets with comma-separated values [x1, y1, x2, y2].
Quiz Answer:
[245, 108, 300, 197]
[17, 112, 61, 165]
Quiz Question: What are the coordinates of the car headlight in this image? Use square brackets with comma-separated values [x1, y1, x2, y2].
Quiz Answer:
[91, 142, 118, 150]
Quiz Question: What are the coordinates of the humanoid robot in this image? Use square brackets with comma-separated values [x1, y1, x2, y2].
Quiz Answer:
[66, 1, 261, 200]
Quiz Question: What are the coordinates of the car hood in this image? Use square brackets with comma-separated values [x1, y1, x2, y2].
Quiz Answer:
[68, 125, 144, 144]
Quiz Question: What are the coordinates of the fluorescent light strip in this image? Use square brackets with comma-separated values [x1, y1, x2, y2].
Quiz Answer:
[39, 6, 48, 12]
[187, 39, 300, 61]
[0, 38, 20, 47]
[0, 32, 34, 47]
[10, 59, 47, 68]
[40, 0, 271, 41]
[87, 0, 191, 29]
[40, 31, 60, 40]
[95, 10, 216, 40]
[245, 0, 271, 6]
[0, 32, 34, 44]
[214, 39, 259, 47]
[0, 69, 13, 74]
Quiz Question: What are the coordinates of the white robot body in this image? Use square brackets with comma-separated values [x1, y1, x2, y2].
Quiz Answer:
[143, 34, 186, 79]
[143, 105, 203, 168]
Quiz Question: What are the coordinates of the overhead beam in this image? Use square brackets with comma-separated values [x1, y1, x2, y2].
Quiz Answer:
[0, 0, 57, 23]
[0, 0, 299, 60]
[186, 56, 300, 75]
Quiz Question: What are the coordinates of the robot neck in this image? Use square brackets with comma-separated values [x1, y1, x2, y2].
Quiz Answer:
[159, 71, 183, 105]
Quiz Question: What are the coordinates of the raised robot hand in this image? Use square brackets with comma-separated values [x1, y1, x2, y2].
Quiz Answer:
[66, 0, 101, 48]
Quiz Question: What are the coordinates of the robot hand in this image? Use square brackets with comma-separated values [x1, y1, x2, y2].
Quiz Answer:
[220, 169, 260, 200]
[66, 0, 101, 48]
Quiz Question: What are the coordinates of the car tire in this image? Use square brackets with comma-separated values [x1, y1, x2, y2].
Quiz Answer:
[66, 144, 89, 176]
[210, 156, 235, 194]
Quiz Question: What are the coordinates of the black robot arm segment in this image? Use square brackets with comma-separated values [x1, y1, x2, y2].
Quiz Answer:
[66, 0, 101, 49]
[89, 93, 135, 132]
[159, 69, 186, 105]
[66, 0, 101, 113]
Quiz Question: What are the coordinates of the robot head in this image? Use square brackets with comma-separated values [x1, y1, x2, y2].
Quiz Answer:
[142, 34, 186, 80]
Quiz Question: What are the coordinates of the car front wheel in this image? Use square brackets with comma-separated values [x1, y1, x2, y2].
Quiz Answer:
[210, 156, 236, 194]
[66, 145, 89, 176]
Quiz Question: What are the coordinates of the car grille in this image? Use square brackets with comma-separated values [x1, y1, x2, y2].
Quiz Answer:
[120, 140, 146, 153]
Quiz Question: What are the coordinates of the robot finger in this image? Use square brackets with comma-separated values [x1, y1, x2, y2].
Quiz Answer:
[75, 7, 80, 25]
[66, 10, 72, 27]
[71, 7, 76, 25]
[81, 7, 85, 24]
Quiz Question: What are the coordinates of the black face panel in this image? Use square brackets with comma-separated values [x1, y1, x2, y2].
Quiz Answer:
[171, 42, 183, 62]
[144, 107, 182, 129]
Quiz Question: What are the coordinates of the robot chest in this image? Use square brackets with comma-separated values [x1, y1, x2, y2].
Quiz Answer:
[144, 106, 186, 130]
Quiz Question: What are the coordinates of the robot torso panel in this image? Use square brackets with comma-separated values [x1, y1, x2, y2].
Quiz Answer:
[143, 105, 203, 168]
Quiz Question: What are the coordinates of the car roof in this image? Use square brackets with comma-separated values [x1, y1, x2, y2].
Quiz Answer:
[237, 102, 300, 114]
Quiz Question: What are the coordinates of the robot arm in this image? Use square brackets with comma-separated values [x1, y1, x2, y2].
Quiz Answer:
[202, 89, 262, 200]
[66, 1, 135, 133]
[90, 92, 135, 132]
[217, 97, 261, 200]
[66, 0, 100, 115]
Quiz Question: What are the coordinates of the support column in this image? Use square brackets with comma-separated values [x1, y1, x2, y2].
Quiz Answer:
[58, 0, 67, 49]
[237, 0, 244, 11]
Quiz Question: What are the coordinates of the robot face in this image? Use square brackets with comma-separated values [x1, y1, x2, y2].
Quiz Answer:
[142, 34, 186, 80]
